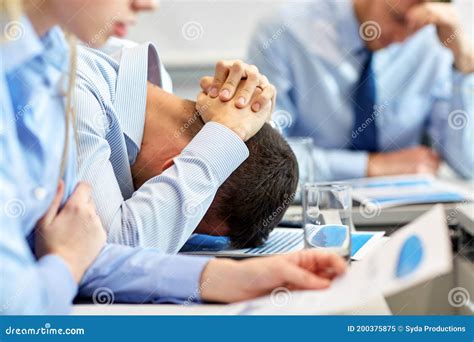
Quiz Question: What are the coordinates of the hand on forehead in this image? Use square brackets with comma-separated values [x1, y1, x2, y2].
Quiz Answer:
[387, 0, 443, 16]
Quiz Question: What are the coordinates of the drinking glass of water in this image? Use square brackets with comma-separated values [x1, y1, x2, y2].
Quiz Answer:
[303, 182, 353, 261]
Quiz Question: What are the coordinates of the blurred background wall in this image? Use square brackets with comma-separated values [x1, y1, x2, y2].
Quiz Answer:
[128, 0, 474, 100]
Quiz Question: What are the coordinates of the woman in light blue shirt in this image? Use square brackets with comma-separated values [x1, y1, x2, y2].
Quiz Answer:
[1, 0, 346, 314]
[0, 0, 157, 314]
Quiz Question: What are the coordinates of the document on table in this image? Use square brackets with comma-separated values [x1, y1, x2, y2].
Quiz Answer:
[351, 174, 473, 209]
[180, 228, 385, 261]
[226, 205, 452, 315]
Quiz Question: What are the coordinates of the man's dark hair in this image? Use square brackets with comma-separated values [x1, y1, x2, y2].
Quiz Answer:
[209, 123, 299, 248]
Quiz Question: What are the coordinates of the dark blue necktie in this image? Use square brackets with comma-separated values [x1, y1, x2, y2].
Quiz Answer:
[351, 52, 377, 152]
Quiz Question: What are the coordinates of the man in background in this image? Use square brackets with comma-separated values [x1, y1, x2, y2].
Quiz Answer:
[249, 0, 473, 180]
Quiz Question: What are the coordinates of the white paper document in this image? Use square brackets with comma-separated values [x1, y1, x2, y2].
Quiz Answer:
[351, 174, 473, 208]
[227, 205, 452, 315]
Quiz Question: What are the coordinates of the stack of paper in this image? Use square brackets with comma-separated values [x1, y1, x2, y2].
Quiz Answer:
[351, 174, 472, 208]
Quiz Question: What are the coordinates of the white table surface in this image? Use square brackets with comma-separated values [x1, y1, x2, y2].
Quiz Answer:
[72, 295, 391, 316]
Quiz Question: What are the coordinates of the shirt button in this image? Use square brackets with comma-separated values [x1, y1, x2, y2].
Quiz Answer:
[34, 187, 47, 201]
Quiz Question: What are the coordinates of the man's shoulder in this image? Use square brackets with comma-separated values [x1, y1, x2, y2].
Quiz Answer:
[409, 26, 450, 59]
[75, 45, 120, 112]
[76, 45, 119, 89]
[380, 26, 451, 67]
[253, 2, 345, 59]
[99, 37, 138, 61]
[256, 2, 334, 35]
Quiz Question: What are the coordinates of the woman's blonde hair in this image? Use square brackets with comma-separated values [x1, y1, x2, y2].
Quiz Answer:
[1, 0, 77, 180]
[0, 0, 21, 21]
[60, 34, 78, 179]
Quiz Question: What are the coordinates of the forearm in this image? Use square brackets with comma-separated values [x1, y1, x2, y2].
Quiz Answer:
[78, 244, 211, 304]
[430, 72, 474, 179]
[451, 33, 474, 74]
[312, 147, 369, 181]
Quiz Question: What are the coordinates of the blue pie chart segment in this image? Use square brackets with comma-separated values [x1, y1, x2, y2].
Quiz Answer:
[311, 224, 348, 248]
[396, 235, 424, 278]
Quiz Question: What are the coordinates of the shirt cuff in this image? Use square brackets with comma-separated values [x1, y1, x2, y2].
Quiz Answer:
[326, 150, 369, 180]
[181, 122, 249, 184]
[37, 255, 78, 313]
[453, 67, 471, 84]
[154, 255, 212, 303]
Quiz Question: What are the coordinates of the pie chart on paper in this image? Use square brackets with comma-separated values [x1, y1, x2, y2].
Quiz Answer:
[396, 235, 424, 278]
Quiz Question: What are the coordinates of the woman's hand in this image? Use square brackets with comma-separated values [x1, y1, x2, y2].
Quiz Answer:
[35, 181, 106, 283]
[201, 60, 276, 112]
[199, 249, 347, 303]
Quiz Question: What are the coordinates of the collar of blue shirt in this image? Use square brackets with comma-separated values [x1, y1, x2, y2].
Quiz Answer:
[2, 17, 68, 74]
[2, 16, 43, 73]
[2, 17, 69, 94]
